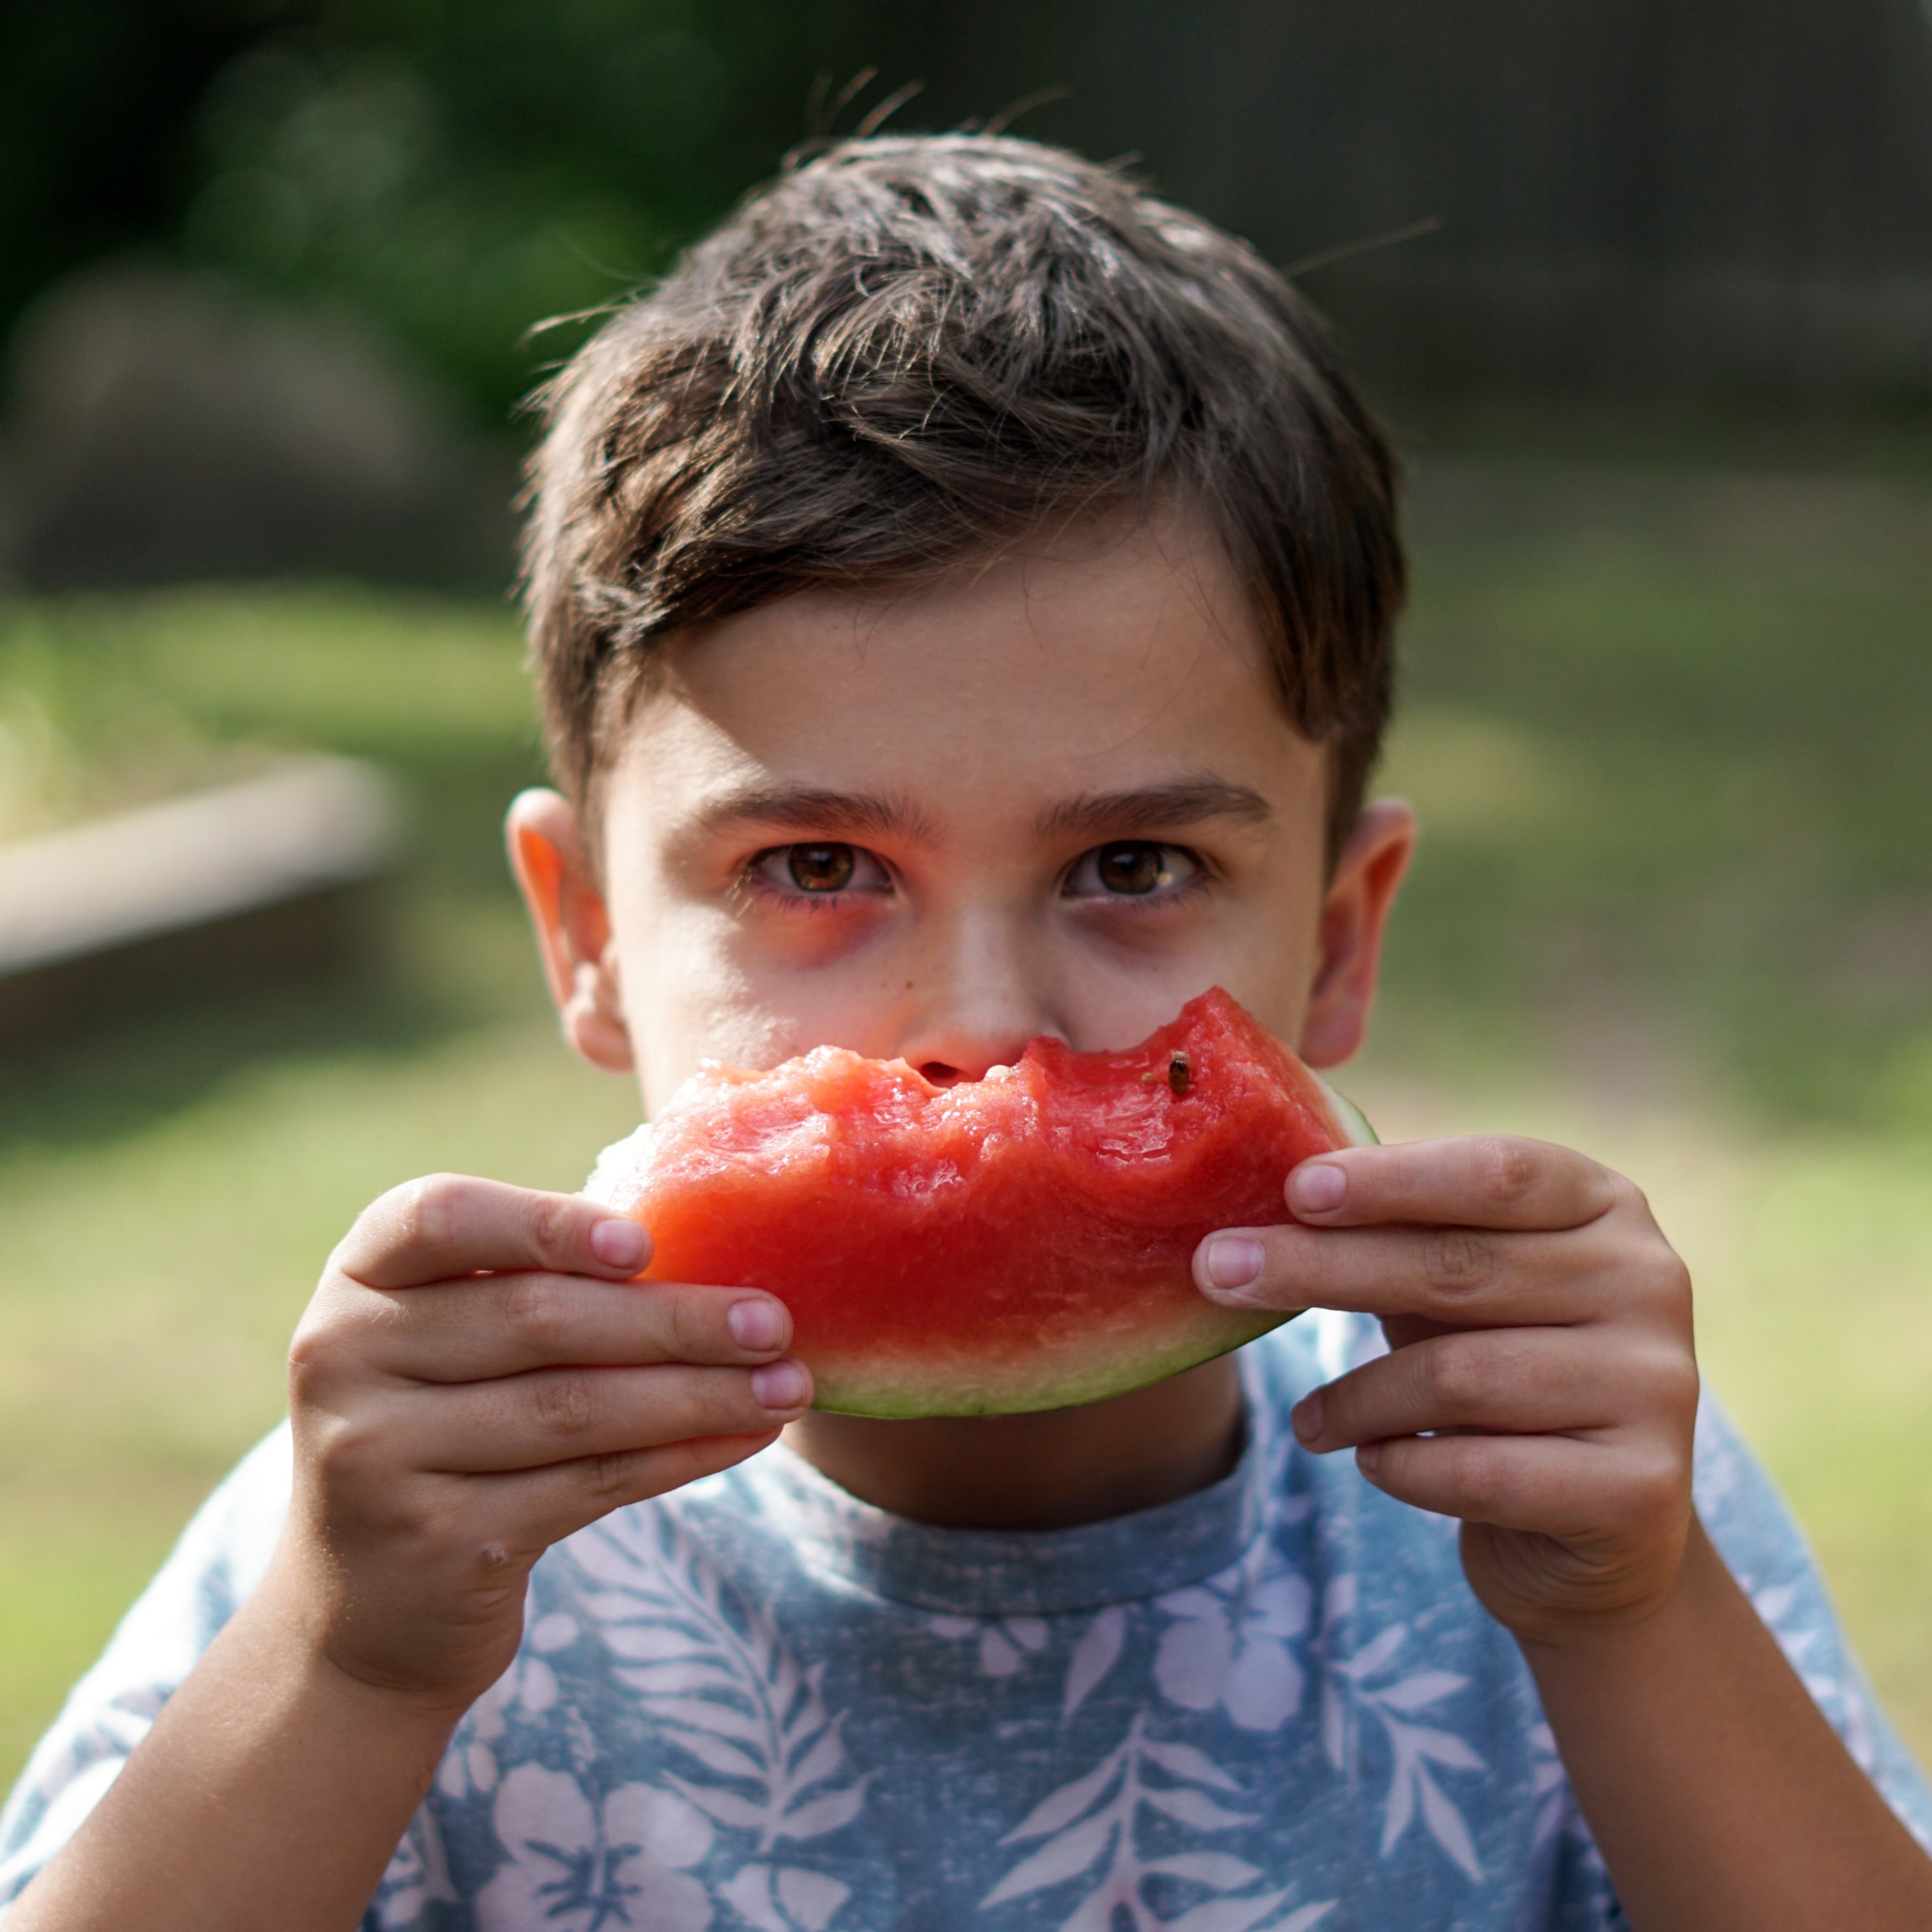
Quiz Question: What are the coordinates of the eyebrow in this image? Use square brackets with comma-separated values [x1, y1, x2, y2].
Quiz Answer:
[1034, 779, 1273, 842]
[688, 775, 1271, 849]
[691, 783, 940, 844]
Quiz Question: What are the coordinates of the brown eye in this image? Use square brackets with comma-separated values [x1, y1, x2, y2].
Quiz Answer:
[787, 844, 856, 892]
[1094, 843, 1170, 895]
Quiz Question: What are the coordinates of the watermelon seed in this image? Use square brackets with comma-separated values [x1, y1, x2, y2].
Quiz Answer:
[1168, 1051, 1192, 1096]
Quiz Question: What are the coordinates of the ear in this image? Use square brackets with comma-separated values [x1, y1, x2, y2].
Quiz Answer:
[1297, 798, 1416, 1070]
[505, 788, 635, 1074]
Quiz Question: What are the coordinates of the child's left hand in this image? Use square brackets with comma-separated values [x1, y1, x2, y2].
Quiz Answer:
[1193, 1136, 1699, 1648]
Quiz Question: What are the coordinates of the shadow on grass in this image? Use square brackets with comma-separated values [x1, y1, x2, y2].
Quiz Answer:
[0, 962, 466, 1154]
[0, 867, 559, 1155]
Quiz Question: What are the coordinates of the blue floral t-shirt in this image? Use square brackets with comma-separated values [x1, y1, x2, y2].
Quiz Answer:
[3, 1310, 1928, 1931]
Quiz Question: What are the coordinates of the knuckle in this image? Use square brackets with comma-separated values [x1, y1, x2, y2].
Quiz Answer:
[501, 1274, 570, 1355]
[286, 1302, 359, 1400]
[1627, 1238, 1693, 1321]
[1421, 1226, 1494, 1297]
[401, 1173, 469, 1253]
[1421, 1337, 1493, 1412]
[582, 1449, 646, 1508]
[664, 1289, 710, 1363]
[286, 1332, 329, 1404]
[532, 1370, 598, 1442]
[1621, 1448, 1687, 1525]
[1656, 1246, 1694, 1310]
[305, 1412, 389, 1493]
[1649, 1347, 1702, 1422]
[1609, 1173, 1651, 1221]
[1476, 1136, 1540, 1210]
[524, 1191, 575, 1266]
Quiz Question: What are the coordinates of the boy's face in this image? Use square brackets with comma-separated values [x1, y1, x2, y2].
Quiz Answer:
[513, 505, 1413, 1115]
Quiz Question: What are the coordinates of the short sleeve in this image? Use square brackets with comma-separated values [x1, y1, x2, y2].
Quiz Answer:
[0, 1427, 292, 1910]
[1694, 1393, 1932, 1849]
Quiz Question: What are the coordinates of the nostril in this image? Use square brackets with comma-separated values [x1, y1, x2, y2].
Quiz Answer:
[920, 1061, 962, 1087]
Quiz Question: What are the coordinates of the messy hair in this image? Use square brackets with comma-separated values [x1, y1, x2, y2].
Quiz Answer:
[521, 133, 1403, 855]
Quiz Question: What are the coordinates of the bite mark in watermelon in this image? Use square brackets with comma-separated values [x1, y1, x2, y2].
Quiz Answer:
[587, 988, 1376, 1418]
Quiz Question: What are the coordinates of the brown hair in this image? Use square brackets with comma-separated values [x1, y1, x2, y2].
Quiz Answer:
[521, 133, 1403, 855]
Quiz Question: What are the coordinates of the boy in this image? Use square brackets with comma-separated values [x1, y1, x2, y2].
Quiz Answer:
[4, 133, 1930, 1930]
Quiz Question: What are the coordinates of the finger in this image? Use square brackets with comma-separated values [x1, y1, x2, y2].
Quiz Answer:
[1290, 1328, 1694, 1453]
[355, 1275, 793, 1382]
[336, 1175, 651, 1290]
[1355, 1431, 1680, 1538]
[1193, 1218, 1624, 1324]
[395, 1359, 814, 1473]
[492, 1428, 786, 1545]
[1282, 1136, 1624, 1232]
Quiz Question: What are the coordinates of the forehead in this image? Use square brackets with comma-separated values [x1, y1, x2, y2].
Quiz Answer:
[606, 505, 1324, 840]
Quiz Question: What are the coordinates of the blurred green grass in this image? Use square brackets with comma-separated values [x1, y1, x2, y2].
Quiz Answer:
[2, 458, 1930, 1783]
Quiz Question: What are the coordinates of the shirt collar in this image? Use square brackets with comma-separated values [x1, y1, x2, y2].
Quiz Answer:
[739, 1356, 1277, 1616]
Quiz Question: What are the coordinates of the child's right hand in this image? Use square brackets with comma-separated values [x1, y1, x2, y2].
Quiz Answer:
[272, 1173, 812, 1713]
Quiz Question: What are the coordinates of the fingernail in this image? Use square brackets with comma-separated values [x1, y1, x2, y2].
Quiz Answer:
[1356, 1442, 1382, 1479]
[590, 1218, 647, 1270]
[1291, 1390, 1324, 1445]
[728, 1299, 787, 1353]
[751, 1360, 810, 1411]
[1291, 1162, 1347, 1216]
[1202, 1235, 1266, 1295]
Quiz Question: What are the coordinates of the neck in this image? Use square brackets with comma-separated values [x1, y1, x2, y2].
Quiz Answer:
[781, 1356, 1247, 1532]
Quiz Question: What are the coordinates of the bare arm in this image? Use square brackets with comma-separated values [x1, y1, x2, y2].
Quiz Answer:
[4, 1567, 463, 1932]
[1524, 1518, 1932, 1932]
[7, 1177, 812, 1932]
[1196, 1136, 1932, 1930]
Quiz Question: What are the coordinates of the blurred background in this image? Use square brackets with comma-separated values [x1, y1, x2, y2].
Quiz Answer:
[2, 0, 1930, 1785]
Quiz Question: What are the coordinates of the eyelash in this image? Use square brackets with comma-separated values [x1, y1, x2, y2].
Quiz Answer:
[1062, 842, 1211, 905]
[738, 841, 1215, 912]
[739, 844, 894, 915]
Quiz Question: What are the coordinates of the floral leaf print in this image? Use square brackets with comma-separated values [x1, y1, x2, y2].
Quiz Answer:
[1065, 1607, 1129, 1715]
[1006, 1739, 1133, 1843]
[572, 1515, 869, 1857]
[985, 1811, 1122, 1906]
[1255, 1907, 1337, 1932]
[438, 1632, 580, 1804]
[1417, 1774, 1481, 1881]
[929, 1612, 1055, 1680]
[1158, 1896, 1297, 1932]
[668, 1779, 773, 1833]
[719, 1861, 852, 1931]
[983, 1713, 1326, 1931]
[1154, 1539, 1311, 1732]
[374, 1809, 459, 1927]
[1371, 1671, 1465, 1714]
[786, 1722, 848, 1795]
[1315, 1600, 1485, 1881]
[476, 1764, 713, 1932]
[1527, 1722, 1569, 1853]
[773, 1785, 868, 1839]
[1136, 1738, 1243, 1793]
[1142, 1786, 1254, 1831]
[1142, 1853, 1263, 1888]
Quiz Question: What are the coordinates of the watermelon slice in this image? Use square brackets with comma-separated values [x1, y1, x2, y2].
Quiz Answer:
[587, 988, 1374, 1418]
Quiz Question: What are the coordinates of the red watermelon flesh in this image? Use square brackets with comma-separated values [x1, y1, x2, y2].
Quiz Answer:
[587, 987, 1374, 1418]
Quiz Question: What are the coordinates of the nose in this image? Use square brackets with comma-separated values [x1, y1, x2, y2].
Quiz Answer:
[896, 912, 1060, 1085]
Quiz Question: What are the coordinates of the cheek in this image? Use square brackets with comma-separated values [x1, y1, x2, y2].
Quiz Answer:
[613, 896, 886, 1107]
[1205, 875, 1327, 1047]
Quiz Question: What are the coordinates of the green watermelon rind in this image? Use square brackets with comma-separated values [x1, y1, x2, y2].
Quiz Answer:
[1315, 1076, 1380, 1148]
[811, 1307, 1290, 1417]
